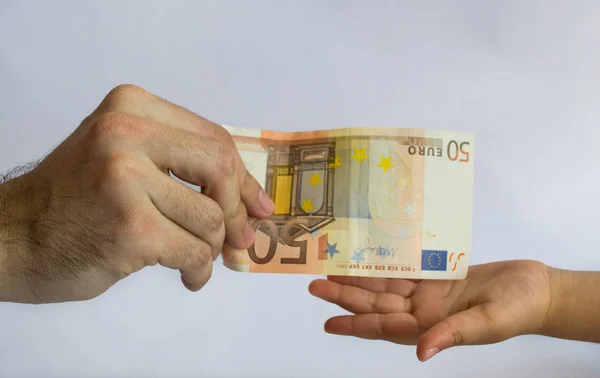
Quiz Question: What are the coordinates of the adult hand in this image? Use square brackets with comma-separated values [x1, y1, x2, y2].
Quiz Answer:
[309, 260, 554, 361]
[0, 84, 274, 303]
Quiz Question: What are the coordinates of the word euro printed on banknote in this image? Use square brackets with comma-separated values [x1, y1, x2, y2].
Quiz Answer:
[221, 126, 474, 279]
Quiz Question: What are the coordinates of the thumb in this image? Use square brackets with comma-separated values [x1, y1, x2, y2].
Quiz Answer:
[416, 305, 512, 361]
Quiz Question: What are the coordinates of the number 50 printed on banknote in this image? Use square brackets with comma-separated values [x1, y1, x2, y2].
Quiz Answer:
[221, 126, 474, 279]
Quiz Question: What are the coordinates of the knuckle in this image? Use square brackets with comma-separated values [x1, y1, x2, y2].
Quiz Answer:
[211, 123, 234, 143]
[223, 130, 235, 146]
[102, 153, 145, 184]
[208, 207, 225, 231]
[215, 144, 236, 177]
[210, 225, 226, 251]
[113, 213, 164, 267]
[452, 328, 464, 346]
[226, 200, 246, 221]
[89, 112, 148, 141]
[121, 211, 162, 241]
[105, 84, 147, 106]
[182, 195, 225, 250]
[177, 239, 197, 267]
[199, 198, 225, 227]
[374, 314, 385, 338]
[170, 240, 212, 272]
[441, 319, 464, 346]
[370, 295, 382, 313]
[195, 243, 213, 267]
[203, 205, 225, 248]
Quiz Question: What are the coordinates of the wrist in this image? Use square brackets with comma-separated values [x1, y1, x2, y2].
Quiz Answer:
[539, 266, 600, 342]
[539, 265, 573, 339]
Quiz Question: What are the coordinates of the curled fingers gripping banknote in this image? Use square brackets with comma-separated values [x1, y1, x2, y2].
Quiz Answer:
[221, 126, 474, 279]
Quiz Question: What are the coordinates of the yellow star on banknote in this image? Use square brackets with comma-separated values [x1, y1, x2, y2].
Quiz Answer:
[328, 156, 342, 169]
[377, 155, 394, 172]
[352, 147, 368, 163]
[307, 172, 323, 189]
[301, 198, 316, 213]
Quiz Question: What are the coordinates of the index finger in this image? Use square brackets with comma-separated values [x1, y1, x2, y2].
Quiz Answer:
[140, 119, 254, 250]
[326, 276, 418, 297]
[309, 279, 412, 314]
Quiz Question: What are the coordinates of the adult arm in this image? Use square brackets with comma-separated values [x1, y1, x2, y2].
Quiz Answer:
[0, 84, 273, 304]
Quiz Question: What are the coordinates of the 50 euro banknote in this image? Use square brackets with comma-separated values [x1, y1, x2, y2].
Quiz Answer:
[221, 125, 474, 279]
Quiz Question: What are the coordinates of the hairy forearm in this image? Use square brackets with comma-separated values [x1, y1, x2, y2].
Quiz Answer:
[0, 181, 15, 301]
[0, 164, 38, 302]
[541, 267, 600, 342]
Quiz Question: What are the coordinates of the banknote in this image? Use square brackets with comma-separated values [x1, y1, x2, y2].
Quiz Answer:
[220, 125, 474, 279]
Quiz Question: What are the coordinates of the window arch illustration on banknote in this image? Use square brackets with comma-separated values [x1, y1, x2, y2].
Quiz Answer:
[264, 141, 337, 240]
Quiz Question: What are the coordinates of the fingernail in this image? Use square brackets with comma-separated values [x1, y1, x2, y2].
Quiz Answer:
[244, 221, 255, 245]
[422, 348, 439, 362]
[258, 190, 275, 215]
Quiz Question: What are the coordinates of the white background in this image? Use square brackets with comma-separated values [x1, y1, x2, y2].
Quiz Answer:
[1, 1, 600, 377]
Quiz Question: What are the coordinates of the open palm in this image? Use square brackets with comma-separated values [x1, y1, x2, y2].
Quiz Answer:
[309, 260, 552, 361]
